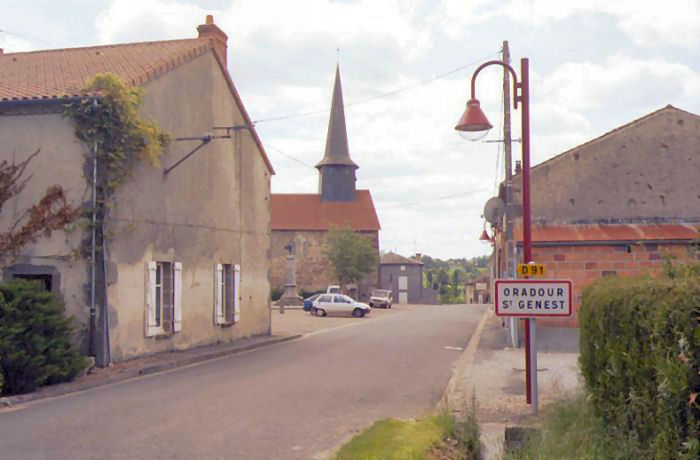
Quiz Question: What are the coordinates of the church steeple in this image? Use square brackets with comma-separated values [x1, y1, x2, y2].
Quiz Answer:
[316, 65, 358, 202]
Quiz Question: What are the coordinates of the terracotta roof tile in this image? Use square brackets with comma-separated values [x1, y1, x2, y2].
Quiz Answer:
[0, 36, 275, 174]
[271, 190, 380, 231]
[514, 223, 699, 243]
[0, 39, 212, 101]
[380, 251, 422, 265]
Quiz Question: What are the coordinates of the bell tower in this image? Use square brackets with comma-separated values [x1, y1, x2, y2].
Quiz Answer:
[316, 65, 358, 202]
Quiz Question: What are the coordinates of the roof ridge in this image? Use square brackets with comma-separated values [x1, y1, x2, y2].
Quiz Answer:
[0, 37, 205, 56]
[519, 105, 696, 175]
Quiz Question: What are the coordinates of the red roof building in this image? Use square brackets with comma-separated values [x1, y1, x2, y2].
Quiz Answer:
[493, 106, 700, 327]
[270, 67, 381, 298]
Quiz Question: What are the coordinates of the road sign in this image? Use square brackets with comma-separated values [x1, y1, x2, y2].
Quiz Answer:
[518, 263, 546, 277]
[495, 280, 572, 317]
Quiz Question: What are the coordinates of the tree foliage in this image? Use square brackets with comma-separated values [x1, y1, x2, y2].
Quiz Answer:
[0, 150, 79, 256]
[323, 228, 378, 286]
[0, 280, 86, 395]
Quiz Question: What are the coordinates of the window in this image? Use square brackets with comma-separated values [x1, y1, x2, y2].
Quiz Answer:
[4, 264, 60, 294]
[318, 295, 332, 303]
[333, 295, 351, 303]
[400, 265, 406, 271]
[215, 264, 240, 325]
[146, 261, 182, 337]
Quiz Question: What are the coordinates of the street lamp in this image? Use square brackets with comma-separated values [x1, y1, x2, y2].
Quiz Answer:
[456, 58, 536, 407]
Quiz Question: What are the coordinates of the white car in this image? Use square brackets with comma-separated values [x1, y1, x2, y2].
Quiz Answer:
[312, 294, 371, 318]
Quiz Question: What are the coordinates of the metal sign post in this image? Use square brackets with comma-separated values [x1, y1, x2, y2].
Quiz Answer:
[495, 278, 573, 413]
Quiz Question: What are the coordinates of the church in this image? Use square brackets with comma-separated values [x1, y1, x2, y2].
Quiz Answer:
[269, 66, 381, 300]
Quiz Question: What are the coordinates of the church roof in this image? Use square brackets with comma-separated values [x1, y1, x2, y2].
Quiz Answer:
[380, 252, 423, 265]
[316, 65, 358, 169]
[271, 190, 380, 231]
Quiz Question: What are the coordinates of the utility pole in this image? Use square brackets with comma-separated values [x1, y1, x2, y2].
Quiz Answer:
[502, 40, 519, 348]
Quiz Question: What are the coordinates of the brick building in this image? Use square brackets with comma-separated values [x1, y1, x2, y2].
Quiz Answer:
[494, 105, 700, 326]
[270, 67, 380, 299]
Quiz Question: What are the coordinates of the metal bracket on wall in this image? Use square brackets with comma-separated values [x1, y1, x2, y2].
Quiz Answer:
[163, 125, 251, 176]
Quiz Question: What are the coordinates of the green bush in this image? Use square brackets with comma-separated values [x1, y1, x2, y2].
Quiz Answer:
[0, 280, 86, 396]
[270, 286, 283, 301]
[579, 266, 700, 459]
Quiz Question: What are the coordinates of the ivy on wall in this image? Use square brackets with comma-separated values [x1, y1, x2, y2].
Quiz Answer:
[64, 73, 171, 204]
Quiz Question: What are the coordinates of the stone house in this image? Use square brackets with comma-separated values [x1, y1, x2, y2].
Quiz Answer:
[494, 105, 700, 326]
[379, 252, 436, 304]
[0, 16, 275, 365]
[465, 273, 490, 304]
[270, 67, 380, 300]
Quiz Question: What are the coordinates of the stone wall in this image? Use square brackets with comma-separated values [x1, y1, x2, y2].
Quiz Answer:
[271, 229, 379, 300]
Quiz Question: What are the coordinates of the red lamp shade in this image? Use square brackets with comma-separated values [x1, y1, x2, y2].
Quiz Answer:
[479, 229, 492, 242]
[455, 98, 493, 132]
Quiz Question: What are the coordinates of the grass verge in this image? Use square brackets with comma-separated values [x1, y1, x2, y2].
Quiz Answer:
[505, 393, 650, 460]
[335, 400, 481, 460]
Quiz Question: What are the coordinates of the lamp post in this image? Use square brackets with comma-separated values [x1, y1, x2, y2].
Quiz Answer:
[456, 58, 536, 408]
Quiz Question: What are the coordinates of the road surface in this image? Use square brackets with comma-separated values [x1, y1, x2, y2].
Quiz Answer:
[0, 304, 486, 459]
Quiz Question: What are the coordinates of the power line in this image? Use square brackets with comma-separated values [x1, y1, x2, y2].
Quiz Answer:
[266, 144, 316, 169]
[378, 188, 489, 210]
[0, 28, 51, 46]
[252, 50, 501, 124]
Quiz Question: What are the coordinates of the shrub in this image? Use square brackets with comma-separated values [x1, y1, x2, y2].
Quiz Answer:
[270, 286, 283, 301]
[579, 266, 699, 458]
[0, 279, 86, 396]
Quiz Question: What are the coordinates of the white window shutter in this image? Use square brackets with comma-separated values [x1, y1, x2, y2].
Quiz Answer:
[234, 264, 241, 322]
[173, 262, 183, 332]
[214, 264, 224, 325]
[146, 261, 157, 337]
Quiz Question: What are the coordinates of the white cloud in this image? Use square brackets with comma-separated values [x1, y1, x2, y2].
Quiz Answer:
[96, 0, 206, 44]
[441, 0, 700, 49]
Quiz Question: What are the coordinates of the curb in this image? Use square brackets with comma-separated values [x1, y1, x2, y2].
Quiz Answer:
[2, 335, 301, 408]
[440, 306, 493, 412]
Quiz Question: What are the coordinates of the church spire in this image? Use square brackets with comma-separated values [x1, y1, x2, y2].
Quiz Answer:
[316, 65, 358, 202]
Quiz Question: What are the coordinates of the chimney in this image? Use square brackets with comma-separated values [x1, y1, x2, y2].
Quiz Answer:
[197, 15, 228, 67]
[415, 253, 422, 261]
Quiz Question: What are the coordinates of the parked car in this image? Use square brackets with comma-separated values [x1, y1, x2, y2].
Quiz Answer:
[326, 285, 341, 294]
[312, 294, 371, 318]
[369, 289, 393, 308]
[303, 293, 322, 312]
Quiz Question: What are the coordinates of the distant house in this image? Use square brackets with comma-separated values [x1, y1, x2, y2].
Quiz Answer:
[379, 252, 437, 304]
[0, 16, 274, 364]
[494, 105, 700, 326]
[270, 67, 380, 300]
[465, 274, 490, 304]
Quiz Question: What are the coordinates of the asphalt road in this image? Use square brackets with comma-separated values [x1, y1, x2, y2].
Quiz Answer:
[0, 304, 486, 460]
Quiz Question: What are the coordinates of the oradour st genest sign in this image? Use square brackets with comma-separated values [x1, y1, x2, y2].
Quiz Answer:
[494, 280, 573, 317]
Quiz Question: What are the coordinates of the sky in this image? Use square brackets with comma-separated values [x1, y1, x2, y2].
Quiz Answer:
[2, 0, 700, 260]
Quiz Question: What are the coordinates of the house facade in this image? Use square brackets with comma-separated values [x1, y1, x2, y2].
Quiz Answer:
[379, 252, 437, 304]
[0, 16, 274, 364]
[495, 105, 700, 326]
[270, 67, 380, 300]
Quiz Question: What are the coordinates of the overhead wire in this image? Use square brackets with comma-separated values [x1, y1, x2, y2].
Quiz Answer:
[252, 50, 501, 124]
[378, 188, 489, 210]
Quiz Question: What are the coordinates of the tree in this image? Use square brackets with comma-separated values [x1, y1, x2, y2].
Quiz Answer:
[437, 269, 450, 295]
[323, 228, 378, 286]
[451, 268, 464, 295]
[0, 150, 78, 257]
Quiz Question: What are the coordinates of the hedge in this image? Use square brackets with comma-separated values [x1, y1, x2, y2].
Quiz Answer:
[579, 266, 700, 459]
[0, 279, 86, 396]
